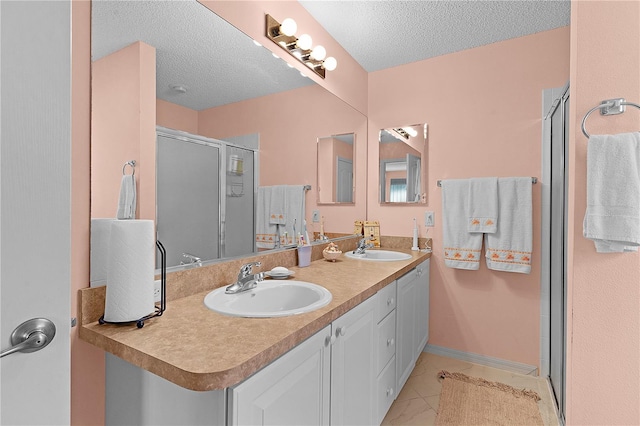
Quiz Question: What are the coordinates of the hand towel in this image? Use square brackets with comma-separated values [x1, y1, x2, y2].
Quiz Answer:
[256, 187, 277, 249]
[583, 132, 640, 252]
[116, 174, 136, 220]
[283, 185, 306, 245]
[468, 177, 498, 233]
[269, 185, 286, 225]
[485, 177, 532, 274]
[441, 179, 483, 270]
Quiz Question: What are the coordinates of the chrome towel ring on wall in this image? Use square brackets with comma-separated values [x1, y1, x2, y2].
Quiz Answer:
[122, 160, 136, 176]
[581, 98, 640, 138]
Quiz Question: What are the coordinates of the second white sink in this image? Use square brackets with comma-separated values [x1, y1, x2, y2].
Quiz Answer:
[344, 249, 412, 261]
[204, 280, 332, 318]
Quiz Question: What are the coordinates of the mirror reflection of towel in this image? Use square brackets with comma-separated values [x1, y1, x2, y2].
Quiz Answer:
[256, 187, 277, 249]
[116, 174, 136, 220]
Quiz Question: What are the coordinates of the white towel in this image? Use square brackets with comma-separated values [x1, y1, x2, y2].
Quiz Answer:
[269, 185, 286, 225]
[583, 132, 640, 252]
[468, 177, 498, 233]
[441, 179, 483, 270]
[283, 185, 306, 245]
[116, 174, 136, 220]
[256, 187, 277, 249]
[485, 177, 532, 274]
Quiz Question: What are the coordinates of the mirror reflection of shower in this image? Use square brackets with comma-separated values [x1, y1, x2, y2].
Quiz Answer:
[156, 127, 256, 268]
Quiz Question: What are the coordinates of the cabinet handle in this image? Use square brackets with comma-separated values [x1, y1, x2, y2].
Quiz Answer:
[386, 387, 394, 397]
[386, 338, 395, 347]
[387, 297, 394, 306]
[336, 326, 346, 337]
[325, 335, 336, 346]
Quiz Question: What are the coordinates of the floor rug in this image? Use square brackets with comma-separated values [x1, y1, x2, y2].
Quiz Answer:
[435, 370, 543, 426]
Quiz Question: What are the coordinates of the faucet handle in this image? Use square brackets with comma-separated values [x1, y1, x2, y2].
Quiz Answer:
[239, 261, 261, 277]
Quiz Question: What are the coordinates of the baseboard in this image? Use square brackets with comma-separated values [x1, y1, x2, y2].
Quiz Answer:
[424, 344, 539, 376]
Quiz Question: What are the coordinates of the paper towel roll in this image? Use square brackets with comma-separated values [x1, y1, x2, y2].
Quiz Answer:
[90, 218, 117, 287]
[104, 220, 155, 322]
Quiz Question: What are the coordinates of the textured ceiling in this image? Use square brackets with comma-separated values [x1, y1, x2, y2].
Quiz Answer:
[300, 0, 570, 72]
[92, 1, 570, 111]
[92, 0, 313, 111]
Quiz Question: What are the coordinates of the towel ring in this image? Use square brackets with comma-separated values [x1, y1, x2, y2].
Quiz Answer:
[581, 98, 640, 138]
[123, 160, 136, 176]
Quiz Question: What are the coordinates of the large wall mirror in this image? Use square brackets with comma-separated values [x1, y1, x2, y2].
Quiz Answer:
[317, 133, 355, 204]
[90, 1, 367, 271]
[379, 124, 427, 204]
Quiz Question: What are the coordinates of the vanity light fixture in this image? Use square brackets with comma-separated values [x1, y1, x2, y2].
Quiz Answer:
[265, 14, 337, 78]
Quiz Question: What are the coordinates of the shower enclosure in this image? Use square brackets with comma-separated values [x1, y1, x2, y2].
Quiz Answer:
[156, 127, 256, 268]
[541, 83, 569, 423]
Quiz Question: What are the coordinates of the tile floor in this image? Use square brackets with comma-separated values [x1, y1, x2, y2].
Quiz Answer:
[382, 353, 560, 426]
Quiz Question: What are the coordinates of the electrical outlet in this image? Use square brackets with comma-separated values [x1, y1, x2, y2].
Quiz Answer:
[312, 210, 320, 222]
[425, 211, 435, 227]
[153, 280, 162, 302]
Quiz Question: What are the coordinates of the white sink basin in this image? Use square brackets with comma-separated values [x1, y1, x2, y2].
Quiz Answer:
[344, 249, 412, 261]
[204, 280, 332, 318]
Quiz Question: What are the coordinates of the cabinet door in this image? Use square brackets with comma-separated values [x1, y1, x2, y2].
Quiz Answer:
[330, 295, 377, 426]
[415, 259, 430, 358]
[396, 268, 418, 393]
[229, 325, 331, 426]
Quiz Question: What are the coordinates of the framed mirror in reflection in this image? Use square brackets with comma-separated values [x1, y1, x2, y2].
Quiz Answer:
[90, 1, 367, 271]
[379, 124, 428, 204]
[317, 133, 355, 204]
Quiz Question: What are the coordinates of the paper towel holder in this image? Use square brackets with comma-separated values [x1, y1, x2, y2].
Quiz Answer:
[98, 240, 167, 329]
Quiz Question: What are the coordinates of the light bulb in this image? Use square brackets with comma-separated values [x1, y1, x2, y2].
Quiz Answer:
[311, 45, 326, 61]
[296, 34, 313, 51]
[322, 57, 337, 71]
[252, 40, 262, 47]
[402, 127, 418, 137]
[279, 18, 297, 37]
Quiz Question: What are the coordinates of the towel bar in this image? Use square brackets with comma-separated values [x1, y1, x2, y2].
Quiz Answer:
[437, 177, 537, 187]
[581, 98, 640, 138]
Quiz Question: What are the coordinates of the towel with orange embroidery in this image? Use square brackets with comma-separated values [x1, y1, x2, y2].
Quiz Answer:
[485, 177, 532, 274]
[269, 185, 286, 225]
[441, 179, 483, 270]
[467, 177, 498, 233]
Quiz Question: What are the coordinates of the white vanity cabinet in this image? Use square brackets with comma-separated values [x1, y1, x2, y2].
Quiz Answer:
[396, 259, 430, 394]
[374, 281, 398, 424]
[230, 294, 377, 426]
[330, 294, 377, 426]
[104, 257, 430, 426]
[229, 325, 332, 426]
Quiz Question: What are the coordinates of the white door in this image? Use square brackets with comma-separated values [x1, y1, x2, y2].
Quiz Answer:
[1, 1, 71, 424]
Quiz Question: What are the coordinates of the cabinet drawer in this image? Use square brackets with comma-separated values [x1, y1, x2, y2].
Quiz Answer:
[377, 356, 397, 425]
[377, 310, 396, 373]
[376, 281, 397, 323]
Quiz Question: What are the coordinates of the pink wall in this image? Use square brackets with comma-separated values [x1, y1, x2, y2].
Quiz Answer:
[199, 0, 368, 115]
[566, 1, 640, 424]
[71, 1, 104, 424]
[198, 84, 368, 234]
[91, 41, 156, 220]
[368, 27, 570, 368]
[157, 99, 199, 134]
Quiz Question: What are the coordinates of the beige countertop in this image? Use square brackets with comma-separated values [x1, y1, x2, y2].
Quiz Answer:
[79, 247, 431, 391]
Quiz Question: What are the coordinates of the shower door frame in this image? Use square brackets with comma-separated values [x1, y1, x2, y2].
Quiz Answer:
[541, 82, 569, 424]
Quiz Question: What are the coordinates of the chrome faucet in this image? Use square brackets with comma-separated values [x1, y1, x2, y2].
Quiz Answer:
[180, 252, 202, 266]
[353, 237, 374, 255]
[225, 261, 264, 294]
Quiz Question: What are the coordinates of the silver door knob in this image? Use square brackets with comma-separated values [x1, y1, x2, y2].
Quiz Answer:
[0, 318, 56, 358]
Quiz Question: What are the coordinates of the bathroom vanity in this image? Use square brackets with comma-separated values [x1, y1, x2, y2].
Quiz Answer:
[80, 248, 430, 425]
